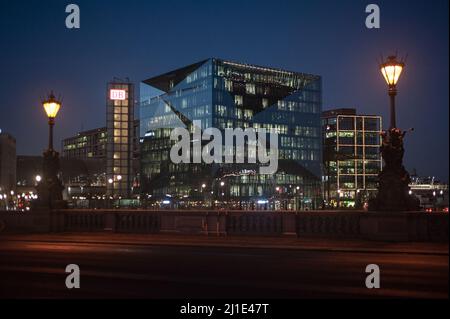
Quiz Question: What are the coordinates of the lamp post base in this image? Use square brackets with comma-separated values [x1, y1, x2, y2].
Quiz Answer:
[369, 128, 420, 212]
[34, 149, 66, 210]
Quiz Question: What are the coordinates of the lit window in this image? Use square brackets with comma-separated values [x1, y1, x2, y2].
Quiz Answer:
[235, 95, 243, 106]
[246, 83, 256, 95]
[225, 79, 233, 92]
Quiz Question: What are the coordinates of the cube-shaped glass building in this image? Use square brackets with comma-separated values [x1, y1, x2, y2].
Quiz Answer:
[140, 58, 322, 210]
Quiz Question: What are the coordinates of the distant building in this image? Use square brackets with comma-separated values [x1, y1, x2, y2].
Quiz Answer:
[62, 121, 139, 161]
[322, 108, 382, 208]
[60, 80, 138, 199]
[409, 175, 448, 210]
[0, 131, 16, 194]
[16, 155, 106, 200]
[106, 80, 135, 198]
[62, 127, 107, 159]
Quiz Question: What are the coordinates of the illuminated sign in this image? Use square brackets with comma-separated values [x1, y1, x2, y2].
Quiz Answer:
[110, 89, 126, 101]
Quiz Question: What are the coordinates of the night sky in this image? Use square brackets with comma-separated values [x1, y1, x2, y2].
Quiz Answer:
[0, 0, 448, 181]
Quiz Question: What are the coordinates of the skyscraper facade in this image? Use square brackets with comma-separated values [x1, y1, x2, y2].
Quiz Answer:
[106, 80, 135, 198]
[140, 59, 322, 209]
[322, 108, 382, 208]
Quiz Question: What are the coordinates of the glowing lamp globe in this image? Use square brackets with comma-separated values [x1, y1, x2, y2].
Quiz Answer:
[380, 56, 404, 87]
[43, 93, 61, 119]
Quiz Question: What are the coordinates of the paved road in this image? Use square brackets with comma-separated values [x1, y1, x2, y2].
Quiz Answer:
[0, 236, 448, 299]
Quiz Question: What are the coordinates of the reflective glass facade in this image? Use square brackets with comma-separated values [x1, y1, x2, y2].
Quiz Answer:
[140, 59, 322, 209]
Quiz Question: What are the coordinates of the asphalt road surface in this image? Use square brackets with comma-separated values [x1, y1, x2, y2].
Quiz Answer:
[0, 235, 448, 299]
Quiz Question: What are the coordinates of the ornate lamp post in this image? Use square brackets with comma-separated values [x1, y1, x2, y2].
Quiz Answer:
[380, 56, 404, 129]
[43, 94, 61, 150]
[369, 56, 419, 211]
[35, 92, 65, 209]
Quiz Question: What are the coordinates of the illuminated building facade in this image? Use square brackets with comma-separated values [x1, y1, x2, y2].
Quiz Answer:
[409, 175, 448, 211]
[140, 59, 322, 210]
[106, 80, 135, 198]
[62, 122, 139, 161]
[62, 127, 107, 159]
[322, 108, 382, 208]
[0, 131, 16, 194]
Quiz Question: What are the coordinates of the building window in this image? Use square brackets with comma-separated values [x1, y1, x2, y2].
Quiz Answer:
[235, 95, 243, 106]
[225, 79, 233, 92]
[246, 83, 256, 95]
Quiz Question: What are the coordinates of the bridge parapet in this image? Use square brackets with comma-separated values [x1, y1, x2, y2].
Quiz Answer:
[1, 209, 448, 242]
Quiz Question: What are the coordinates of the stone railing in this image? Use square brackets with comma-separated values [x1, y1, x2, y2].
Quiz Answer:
[63, 212, 106, 232]
[1, 209, 448, 242]
[295, 211, 362, 238]
[115, 212, 160, 233]
[226, 211, 283, 236]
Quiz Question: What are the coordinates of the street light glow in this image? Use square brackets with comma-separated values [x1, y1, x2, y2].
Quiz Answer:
[380, 56, 404, 86]
[42, 94, 61, 119]
[35, 175, 42, 182]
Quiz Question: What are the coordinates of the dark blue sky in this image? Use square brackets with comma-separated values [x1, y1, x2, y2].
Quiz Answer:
[0, 0, 448, 181]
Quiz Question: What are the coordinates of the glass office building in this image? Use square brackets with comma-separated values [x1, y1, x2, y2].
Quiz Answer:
[322, 108, 382, 208]
[140, 59, 322, 209]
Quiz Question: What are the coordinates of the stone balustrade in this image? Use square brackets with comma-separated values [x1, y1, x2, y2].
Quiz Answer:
[0, 209, 448, 242]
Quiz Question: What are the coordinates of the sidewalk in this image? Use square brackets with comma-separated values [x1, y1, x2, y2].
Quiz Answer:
[1, 233, 448, 255]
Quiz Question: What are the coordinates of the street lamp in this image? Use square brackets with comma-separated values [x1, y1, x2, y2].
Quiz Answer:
[34, 92, 65, 209]
[42, 93, 61, 150]
[369, 55, 419, 212]
[380, 55, 404, 129]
